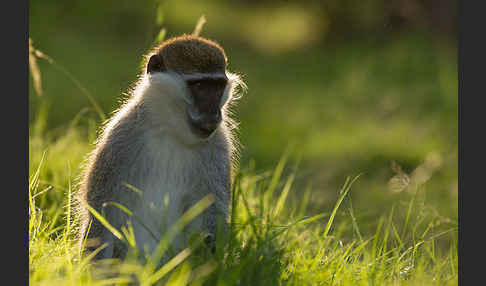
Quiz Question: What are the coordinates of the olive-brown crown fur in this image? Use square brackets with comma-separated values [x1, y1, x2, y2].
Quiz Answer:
[148, 34, 227, 75]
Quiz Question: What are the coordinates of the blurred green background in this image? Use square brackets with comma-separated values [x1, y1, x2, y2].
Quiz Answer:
[29, 0, 457, 222]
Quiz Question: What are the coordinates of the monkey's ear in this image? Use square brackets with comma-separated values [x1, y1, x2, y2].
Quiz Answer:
[147, 54, 167, 74]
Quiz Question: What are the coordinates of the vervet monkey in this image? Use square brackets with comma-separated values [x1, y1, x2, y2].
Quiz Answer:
[75, 34, 246, 260]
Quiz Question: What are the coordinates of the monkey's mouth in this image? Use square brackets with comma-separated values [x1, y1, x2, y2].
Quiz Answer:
[187, 115, 220, 139]
[190, 123, 215, 138]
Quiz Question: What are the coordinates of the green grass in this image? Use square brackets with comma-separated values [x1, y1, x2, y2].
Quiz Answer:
[29, 116, 457, 285]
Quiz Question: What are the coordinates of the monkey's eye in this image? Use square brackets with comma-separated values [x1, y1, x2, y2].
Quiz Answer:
[188, 80, 202, 88]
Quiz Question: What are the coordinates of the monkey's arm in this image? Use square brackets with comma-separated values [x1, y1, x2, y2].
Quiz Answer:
[79, 150, 125, 260]
[79, 136, 141, 259]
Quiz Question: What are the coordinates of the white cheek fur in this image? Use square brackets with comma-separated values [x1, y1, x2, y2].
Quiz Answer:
[141, 73, 208, 145]
[220, 82, 232, 108]
[148, 72, 193, 105]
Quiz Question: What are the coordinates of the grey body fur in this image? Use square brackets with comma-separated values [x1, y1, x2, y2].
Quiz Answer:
[75, 69, 244, 260]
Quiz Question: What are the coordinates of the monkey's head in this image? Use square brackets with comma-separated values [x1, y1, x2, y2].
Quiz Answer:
[143, 34, 244, 145]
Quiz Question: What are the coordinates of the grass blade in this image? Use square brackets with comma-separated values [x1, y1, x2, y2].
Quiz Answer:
[322, 174, 362, 240]
[84, 203, 124, 241]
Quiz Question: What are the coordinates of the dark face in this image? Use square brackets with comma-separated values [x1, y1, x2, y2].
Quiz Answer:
[146, 52, 228, 139]
[186, 75, 228, 138]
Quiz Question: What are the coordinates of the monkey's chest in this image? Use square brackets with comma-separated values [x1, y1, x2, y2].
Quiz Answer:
[136, 167, 206, 220]
[127, 152, 210, 251]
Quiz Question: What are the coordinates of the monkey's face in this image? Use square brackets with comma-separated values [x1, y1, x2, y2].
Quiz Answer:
[144, 35, 243, 145]
[145, 70, 232, 145]
[184, 74, 228, 139]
